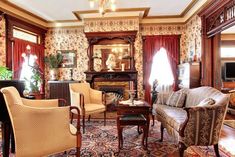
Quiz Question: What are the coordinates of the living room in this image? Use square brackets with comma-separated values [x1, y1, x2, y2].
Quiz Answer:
[0, 0, 235, 156]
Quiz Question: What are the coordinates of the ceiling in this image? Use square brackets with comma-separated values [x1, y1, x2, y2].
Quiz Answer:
[0, 0, 209, 27]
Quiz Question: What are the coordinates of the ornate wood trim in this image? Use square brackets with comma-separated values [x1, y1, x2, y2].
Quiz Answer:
[199, 0, 235, 37]
[5, 15, 47, 69]
[199, 0, 234, 89]
[85, 31, 137, 71]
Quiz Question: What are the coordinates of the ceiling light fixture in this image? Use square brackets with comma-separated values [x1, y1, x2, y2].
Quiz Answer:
[89, 0, 116, 15]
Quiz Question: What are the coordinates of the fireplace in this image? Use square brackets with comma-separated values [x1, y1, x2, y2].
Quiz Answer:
[85, 71, 137, 111]
[94, 81, 130, 99]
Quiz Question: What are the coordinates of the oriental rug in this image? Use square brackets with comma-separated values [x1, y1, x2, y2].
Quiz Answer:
[0, 120, 233, 157]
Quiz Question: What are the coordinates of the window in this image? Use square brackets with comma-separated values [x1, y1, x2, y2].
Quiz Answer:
[149, 48, 174, 85]
[221, 47, 235, 58]
[13, 28, 38, 43]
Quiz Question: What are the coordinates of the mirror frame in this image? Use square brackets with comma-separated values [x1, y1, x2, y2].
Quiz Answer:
[85, 31, 137, 72]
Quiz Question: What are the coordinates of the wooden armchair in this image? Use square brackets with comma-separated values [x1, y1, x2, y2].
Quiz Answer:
[69, 83, 106, 133]
[1, 86, 81, 157]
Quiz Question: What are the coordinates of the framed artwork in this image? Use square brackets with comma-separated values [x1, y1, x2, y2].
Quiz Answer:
[57, 50, 77, 68]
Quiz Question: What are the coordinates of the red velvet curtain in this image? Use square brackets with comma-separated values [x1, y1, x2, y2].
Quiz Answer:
[13, 38, 45, 91]
[143, 35, 180, 104]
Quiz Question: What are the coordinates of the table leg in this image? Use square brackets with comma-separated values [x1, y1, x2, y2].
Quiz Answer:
[117, 126, 123, 150]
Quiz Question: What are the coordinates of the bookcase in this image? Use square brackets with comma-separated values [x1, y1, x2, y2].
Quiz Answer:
[178, 62, 200, 89]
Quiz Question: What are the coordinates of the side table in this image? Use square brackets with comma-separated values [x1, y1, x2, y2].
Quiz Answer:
[116, 100, 150, 151]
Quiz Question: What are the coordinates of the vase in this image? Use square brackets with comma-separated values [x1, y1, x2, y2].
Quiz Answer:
[94, 58, 102, 72]
[49, 68, 59, 80]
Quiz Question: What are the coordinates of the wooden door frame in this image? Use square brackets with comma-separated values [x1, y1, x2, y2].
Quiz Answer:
[199, 0, 235, 89]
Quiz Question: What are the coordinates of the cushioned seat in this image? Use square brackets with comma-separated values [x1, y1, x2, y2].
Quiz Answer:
[69, 83, 106, 133]
[156, 104, 187, 131]
[152, 86, 229, 157]
[0, 86, 81, 157]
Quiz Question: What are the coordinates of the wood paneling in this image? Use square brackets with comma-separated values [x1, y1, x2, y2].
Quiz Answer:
[199, 0, 235, 89]
[48, 81, 80, 106]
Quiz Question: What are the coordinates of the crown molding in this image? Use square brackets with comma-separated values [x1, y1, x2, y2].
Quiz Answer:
[0, 0, 210, 27]
[0, 0, 48, 29]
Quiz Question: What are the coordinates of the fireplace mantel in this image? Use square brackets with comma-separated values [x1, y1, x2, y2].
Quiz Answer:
[84, 70, 138, 91]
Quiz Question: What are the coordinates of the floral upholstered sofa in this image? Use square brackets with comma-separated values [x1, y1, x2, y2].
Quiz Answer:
[152, 86, 229, 157]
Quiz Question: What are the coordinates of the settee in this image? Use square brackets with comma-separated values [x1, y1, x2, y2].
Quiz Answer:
[152, 86, 229, 157]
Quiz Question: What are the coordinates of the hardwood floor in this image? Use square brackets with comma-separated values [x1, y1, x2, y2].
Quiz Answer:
[220, 113, 235, 156]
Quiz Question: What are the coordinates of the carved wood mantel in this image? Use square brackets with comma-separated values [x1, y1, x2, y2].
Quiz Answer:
[85, 31, 137, 71]
[84, 71, 138, 91]
[84, 31, 138, 94]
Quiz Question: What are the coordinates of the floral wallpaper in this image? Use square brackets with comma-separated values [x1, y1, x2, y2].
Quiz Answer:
[44, 15, 201, 99]
[0, 15, 6, 66]
[84, 17, 139, 32]
[45, 27, 89, 96]
[183, 15, 202, 62]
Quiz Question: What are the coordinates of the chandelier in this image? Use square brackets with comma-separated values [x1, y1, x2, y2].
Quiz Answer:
[89, 0, 116, 15]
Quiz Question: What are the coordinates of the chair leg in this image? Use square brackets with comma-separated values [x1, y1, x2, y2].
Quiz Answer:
[151, 115, 155, 126]
[76, 147, 80, 157]
[88, 115, 91, 122]
[104, 111, 106, 126]
[178, 142, 187, 157]
[83, 115, 85, 133]
[1, 122, 10, 157]
[214, 144, 220, 157]
[10, 126, 15, 153]
[160, 123, 164, 142]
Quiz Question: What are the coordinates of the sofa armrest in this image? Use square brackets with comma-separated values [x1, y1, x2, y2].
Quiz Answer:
[179, 104, 228, 146]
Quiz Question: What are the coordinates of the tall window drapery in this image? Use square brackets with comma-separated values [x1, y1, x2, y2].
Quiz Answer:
[13, 38, 45, 92]
[143, 35, 180, 104]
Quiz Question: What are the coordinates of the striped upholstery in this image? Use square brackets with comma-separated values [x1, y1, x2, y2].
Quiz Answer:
[153, 86, 229, 147]
[166, 91, 186, 107]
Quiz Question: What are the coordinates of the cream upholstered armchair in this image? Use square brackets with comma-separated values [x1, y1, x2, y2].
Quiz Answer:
[0, 86, 81, 157]
[69, 82, 106, 133]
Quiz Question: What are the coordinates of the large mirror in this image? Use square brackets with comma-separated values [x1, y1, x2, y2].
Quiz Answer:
[85, 31, 137, 72]
[93, 44, 131, 71]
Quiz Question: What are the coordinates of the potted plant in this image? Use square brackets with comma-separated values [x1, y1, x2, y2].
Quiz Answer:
[24, 66, 42, 98]
[45, 53, 63, 80]
[0, 66, 13, 80]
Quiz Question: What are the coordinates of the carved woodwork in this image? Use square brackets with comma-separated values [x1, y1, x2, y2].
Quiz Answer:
[84, 31, 138, 95]
[199, 0, 234, 89]
[84, 71, 138, 91]
[85, 31, 137, 71]
[5, 15, 47, 70]
[48, 80, 81, 106]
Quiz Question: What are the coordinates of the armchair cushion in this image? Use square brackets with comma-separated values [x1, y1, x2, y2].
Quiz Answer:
[71, 103, 105, 115]
[166, 91, 186, 108]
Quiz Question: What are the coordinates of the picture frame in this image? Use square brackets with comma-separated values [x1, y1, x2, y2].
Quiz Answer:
[57, 50, 77, 68]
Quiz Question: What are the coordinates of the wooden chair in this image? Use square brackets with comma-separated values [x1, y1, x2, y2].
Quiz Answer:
[69, 83, 106, 133]
[1, 86, 81, 157]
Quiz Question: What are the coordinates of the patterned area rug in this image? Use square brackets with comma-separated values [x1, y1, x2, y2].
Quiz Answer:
[0, 120, 232, 157]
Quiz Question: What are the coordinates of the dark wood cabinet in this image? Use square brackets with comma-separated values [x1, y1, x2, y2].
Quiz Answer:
[48, 81, 80, 106]
[0, 80, 25, 157]
[178, 62, 200, 89]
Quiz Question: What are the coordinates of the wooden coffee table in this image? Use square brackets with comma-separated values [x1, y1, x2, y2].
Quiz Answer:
[116, 100, 150, 150]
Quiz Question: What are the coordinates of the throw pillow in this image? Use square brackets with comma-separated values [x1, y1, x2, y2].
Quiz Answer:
[166, 91, 186, 107]
[197, 98, 216, 107]
[156, 92, 170, 105]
